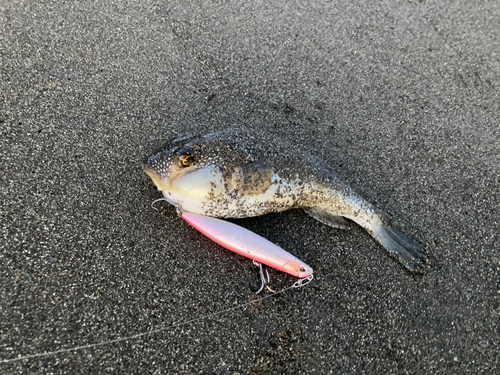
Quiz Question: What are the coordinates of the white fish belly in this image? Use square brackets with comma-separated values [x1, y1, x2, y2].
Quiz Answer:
[163, 171, 300, 218]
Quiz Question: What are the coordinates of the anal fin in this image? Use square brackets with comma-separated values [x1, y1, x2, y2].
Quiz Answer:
[304, 208, 350, 229]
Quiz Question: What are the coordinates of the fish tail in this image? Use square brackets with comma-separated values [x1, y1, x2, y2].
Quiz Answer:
[371, 220, 426, 272]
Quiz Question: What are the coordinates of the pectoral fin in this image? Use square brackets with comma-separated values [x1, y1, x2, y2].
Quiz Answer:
[304, 209, 350, 229]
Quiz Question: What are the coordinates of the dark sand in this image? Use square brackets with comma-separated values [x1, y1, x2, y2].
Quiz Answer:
[1, 1, 499, 373]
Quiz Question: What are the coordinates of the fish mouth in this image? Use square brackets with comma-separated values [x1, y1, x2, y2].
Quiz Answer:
[143, 164, 172, 191]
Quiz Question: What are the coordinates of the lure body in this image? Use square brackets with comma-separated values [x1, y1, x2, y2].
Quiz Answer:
[182, 212, 313, 278]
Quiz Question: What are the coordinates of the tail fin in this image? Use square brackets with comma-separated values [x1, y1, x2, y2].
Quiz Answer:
[371, 222, 426, 272]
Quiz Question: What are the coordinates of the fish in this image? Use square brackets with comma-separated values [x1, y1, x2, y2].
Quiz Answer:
[144, 128, 426, 272]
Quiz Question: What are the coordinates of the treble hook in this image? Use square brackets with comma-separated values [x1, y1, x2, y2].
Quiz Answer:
[253, 260, 277, 294]
[151, 198, 183, 216]
[151, 198, 168, 211]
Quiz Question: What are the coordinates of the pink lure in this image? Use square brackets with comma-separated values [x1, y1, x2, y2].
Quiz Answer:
[182, 212, 313, 279]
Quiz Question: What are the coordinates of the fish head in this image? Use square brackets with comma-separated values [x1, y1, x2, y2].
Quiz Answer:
[144, 129, 282, 215]
[283, 260, 314, 278]
[145, 130, 267, 193]
[144, 145, 201, 191]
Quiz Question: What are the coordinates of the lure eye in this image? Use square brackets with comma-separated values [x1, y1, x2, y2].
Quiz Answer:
[179, 154, 194, 167]
[300, 266, 306, 272]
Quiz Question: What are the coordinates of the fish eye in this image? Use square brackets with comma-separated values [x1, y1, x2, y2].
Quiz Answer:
[179, 155, 194, 167]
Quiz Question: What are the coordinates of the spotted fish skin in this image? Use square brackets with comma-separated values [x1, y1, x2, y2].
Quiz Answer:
[144, 129, 367, 218]
[144, 128, 426, 272]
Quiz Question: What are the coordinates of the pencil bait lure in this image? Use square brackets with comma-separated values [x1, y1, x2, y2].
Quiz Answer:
[182, 212, 313, 293]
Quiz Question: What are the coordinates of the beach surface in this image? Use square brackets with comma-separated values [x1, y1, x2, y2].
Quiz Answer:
[1, 1, 499, 373]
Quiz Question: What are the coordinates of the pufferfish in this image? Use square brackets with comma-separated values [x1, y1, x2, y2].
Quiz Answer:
[144, 128, 426, 272]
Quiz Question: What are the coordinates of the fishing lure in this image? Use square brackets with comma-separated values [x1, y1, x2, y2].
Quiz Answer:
[182, 212, 313, 293]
